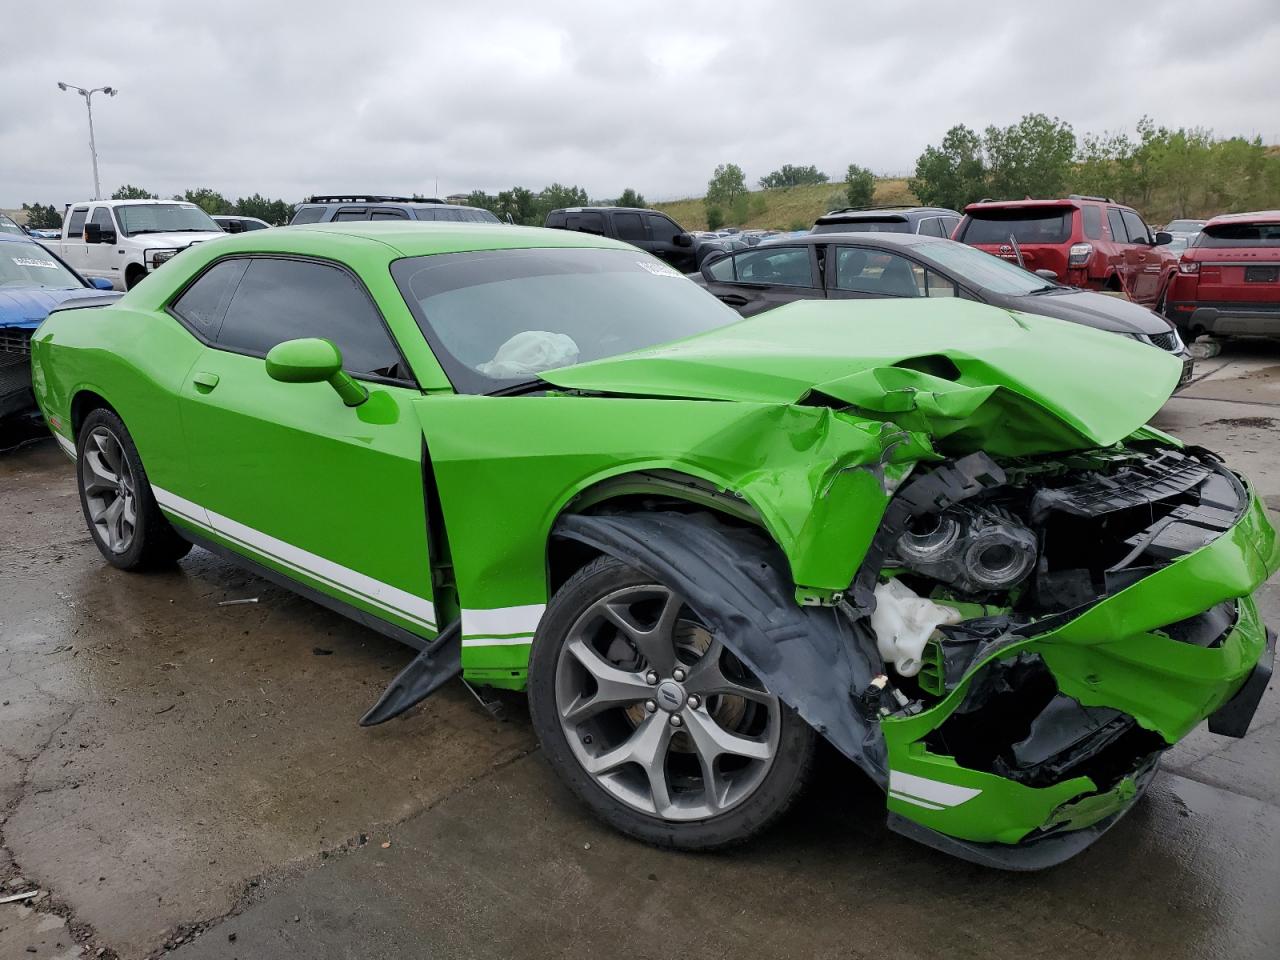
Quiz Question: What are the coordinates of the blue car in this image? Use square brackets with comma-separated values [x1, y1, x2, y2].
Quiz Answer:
[1, 233, 119, 421]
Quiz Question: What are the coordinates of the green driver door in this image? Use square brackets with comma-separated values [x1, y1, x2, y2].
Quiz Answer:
[168, 255, 439, 641]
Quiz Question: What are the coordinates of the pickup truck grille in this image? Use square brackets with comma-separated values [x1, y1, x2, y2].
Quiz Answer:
[0, 328, 34, 356]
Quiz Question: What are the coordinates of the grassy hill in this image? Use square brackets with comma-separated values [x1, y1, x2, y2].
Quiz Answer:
[654, 178, 918, 232]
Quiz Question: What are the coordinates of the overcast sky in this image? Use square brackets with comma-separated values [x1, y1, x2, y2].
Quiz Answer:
[3, 0, 1279, 209]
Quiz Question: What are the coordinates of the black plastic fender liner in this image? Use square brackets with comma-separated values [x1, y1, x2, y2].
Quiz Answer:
[359, 620, 462, 726]
[554, 511, 889, 785]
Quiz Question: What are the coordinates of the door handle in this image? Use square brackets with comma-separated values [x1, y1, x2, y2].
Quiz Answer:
[192, 371, 220, 392]
[718, 294, 750, 306]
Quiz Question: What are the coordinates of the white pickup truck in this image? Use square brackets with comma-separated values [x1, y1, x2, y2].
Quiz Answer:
[41, 199, 226, 290]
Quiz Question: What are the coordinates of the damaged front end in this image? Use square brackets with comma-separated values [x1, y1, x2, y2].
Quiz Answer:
[864, 443, 1278, 868]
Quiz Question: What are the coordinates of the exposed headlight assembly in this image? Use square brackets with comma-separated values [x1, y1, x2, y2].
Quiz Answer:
[893, 505, 1038, 595]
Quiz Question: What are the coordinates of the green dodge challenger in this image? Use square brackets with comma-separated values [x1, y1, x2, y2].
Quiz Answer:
[30, 222, 1277, 868]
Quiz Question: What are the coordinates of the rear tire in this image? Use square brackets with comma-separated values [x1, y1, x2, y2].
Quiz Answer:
[76, 408, 191, 571]
[528, 554, 816, 850]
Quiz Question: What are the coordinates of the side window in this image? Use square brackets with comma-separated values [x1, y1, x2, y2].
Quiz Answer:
[917, 218, 945, 238]
[1106, 207, 1127, 243]
[89, 207, 115, 230]
[1121, 210, 1150, 244]
[645, 215, 681, 243]
[289, 206, 326, 225]
[941, 217, 960, 237]
[565, 212, 605, 235]
[370, 208, 409, 220]
[732, 246, 814, 287]
[834, 248, 921, 297]
[65, 207, 88, 238]
[1082, 205, 1102, 240]
[706, 253, 736, 281]
[924, 269, 957, 297]
[214, 258, 405, 379]
[170, 259, 250, 337]
[614, 213, 647, 243]
[545, 211, 566, 228]
[333, 207, 368, 222]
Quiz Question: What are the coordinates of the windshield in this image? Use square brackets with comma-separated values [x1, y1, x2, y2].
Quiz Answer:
[1165, 220, 1204, 233]
[116, 203, 219, 236]
[959, 207, 1073, 245]
[416, 206, 502, 224]
[0, 214, 25, 236]
[0, 241, 83, 289]
[920, 241, 1052, 295]
[1197, 222, 1280, 248]
[813, 218, 910, 235]
[392, 247, 742, 394]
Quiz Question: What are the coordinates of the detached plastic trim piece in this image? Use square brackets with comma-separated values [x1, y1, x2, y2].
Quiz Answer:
[1208, 627, 1276, 738]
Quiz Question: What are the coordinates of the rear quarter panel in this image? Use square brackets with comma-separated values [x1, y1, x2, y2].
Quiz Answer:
[32, 304, 202, 492]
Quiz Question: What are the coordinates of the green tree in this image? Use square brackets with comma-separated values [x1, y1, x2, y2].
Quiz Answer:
[758, 164, 828, 189]
[909, 124, 987, 210]
[615, 187, 647, 208]
[464, 190, 499, 214]
[730, 194, 750, 225]
[706, 163, 747, 208]
[234, 194, 293, 225]
[494, 187, 540, 225]
[705, 205, 725, 231]
[20, 202, 62, 229]
[844, 164, 876, 207]
[538, 183, 589, 217]
[182, 187, 232, 214]
[983, 113, 1076, 200]
[111, 184, 157, 200]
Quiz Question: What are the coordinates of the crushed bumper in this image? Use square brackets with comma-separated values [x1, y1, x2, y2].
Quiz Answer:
[879, 464, 1278, 867]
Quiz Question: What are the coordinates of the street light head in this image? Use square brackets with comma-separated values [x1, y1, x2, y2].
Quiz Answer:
[57, 82, 68, 91]
[104, 87, 118, 96]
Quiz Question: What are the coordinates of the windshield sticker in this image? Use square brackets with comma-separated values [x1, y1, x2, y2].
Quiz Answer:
[636, 259, 683, 278]
[11, 257, 59, 269]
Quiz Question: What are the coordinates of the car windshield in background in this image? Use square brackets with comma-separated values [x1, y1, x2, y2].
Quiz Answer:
[116, 203, 220, 236]
[0, 214, 25, 236]
[0, 241, 82, 289]
[393, 247, 741, 394]
[960, 208, 1073, 244]
[920, 241, 1052, 295]
[1165, 220, 1204, 233]
[813, 218, 910, 234]
[1197, 222, 1280, 247]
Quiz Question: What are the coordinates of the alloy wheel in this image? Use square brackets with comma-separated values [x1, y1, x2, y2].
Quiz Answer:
[554, 584, 781, 821]
[80, 426, 137, 555]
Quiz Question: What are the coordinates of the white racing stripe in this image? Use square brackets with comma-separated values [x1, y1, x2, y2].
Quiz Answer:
[151, 485, 437, 631]
[888, 770, 982, 808]
[54, 433, 77, 459]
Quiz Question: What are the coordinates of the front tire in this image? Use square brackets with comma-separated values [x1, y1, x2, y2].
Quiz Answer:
[76, 408, 191, 570]
[528, 555, 816, 850]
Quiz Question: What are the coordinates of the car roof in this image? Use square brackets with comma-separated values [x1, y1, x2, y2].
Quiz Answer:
[816, 206, 957, 222]
[759, 231, 942, 249]
[549, 207, 658, 215]
[1204, 210, 1280, 226]
[218, 221, 632, 258]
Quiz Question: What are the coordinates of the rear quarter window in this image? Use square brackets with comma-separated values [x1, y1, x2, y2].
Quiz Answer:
[1082, 205, 1102, 240]
[289, 206, 327, 225]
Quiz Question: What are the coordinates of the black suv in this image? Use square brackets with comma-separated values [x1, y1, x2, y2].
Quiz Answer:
[290, 195, 501, 226]
[811, 205, 961, 238]
[544, 206, 710, 272]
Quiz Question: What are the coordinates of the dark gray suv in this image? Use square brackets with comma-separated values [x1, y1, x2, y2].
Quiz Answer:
[812, 205, 961, 238]
[289, 195, 502, 226]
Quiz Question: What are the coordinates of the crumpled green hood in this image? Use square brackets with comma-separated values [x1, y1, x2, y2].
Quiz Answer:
[542, 298, 1182, 457]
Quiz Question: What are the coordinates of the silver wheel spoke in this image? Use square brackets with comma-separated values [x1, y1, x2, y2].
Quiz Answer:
[600, 589, 682, 675]
[83, 451, 118, 494]
[683, 638, 774, 704]
[584, 712, 674, 815]
[561, 638, 653, 724]
[683, 705, 772, 763]
[80, 427, 137, 555]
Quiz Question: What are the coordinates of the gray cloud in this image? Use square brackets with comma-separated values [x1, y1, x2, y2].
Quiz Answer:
[2, 0, 1278, 209]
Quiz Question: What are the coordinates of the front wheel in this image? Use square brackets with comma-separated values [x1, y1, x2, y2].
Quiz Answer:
[528, 555, 816, 850]
[76, 408, 191, 570]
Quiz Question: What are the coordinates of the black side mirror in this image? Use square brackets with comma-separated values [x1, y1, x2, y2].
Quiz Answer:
[674, 232, 693, 248]
[225, 220, 245, 233]
[1154, 231, 1172, 246]
[84, 223, 102, 244]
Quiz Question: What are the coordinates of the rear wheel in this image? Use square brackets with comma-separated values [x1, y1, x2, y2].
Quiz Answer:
[76, 408, 191, 570]
[528, 555, 816, 850]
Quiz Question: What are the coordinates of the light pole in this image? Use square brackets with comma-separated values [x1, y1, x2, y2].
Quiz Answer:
[57, 82, 118, 200]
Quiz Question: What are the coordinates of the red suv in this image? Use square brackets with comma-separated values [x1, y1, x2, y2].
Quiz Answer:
[1166, 211, 1280, 339]
[953, 196, 1180, 307]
